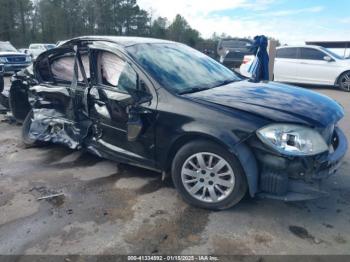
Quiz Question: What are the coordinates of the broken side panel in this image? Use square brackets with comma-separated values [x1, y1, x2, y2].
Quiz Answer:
[25, 46, 92, 149]
[27, 84, 91, 149]
[29, 108, 85, 149]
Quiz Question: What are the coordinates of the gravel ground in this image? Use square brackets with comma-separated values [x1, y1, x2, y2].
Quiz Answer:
[0, 77, 349, 256]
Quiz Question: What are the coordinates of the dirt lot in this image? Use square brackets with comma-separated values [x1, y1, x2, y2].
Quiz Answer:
[0, 77, 350, 256]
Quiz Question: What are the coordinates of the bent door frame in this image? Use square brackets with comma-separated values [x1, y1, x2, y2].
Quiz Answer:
[86, 42, 159, 168]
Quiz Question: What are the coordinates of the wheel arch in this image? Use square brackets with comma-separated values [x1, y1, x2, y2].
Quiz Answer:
[164, 132, 259, 197]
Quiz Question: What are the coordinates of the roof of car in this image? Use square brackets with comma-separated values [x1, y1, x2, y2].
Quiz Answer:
[277, 45, 322, 49]
[64, 36, 175, 47]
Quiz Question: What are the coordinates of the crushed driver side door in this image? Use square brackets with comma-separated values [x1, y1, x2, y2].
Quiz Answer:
[26, 45, 92, 149]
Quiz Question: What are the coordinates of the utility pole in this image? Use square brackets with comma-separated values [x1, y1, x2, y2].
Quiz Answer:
[268, 40, 277, 81]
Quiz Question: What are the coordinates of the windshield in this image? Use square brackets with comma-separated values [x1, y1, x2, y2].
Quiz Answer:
[320, 47, 344, 60]
[0, 42, 17, 52]
[127, 43, 242, 94]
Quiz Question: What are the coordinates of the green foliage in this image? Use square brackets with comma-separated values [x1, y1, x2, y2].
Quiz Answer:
[150, 17, 168, 39]
[0, 0, 33, 46]
[166, 15, 200, 47]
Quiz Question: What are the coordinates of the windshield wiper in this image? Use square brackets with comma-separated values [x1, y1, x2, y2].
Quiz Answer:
[178, 87, 212, 95]
[214, 79, 237, 87]
[179, 79, 239, 95]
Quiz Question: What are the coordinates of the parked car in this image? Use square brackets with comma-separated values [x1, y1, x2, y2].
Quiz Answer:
[240, 45, 350, 91]
[217, 38, 254, 69]
[19, 48, 29, 54]
[7, 36, 347, 210]
[27, 43, 56, 60]
[0, 41, 32, 74]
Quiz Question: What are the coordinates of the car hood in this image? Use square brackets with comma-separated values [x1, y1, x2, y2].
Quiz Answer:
[0, 51, 23, 56]
[185, 80, 344, 127]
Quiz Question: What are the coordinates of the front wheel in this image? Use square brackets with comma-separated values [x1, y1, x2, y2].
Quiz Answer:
[338, 71, 350, 92]
[171, 140, 247, 210]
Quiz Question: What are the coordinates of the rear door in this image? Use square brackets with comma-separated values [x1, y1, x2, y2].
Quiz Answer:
[274, 47, 299, 82]
[28, 45, 91, 148]
[296, 47, 339, 85]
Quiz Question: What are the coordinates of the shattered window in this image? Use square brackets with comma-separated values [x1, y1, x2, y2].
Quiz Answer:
[51, 54, 90, 83]
[99, 52, 137, 93]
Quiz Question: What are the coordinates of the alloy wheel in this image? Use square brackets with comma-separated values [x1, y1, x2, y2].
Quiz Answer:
[181, 152, 235, 203]
[340, 72, 350, 91]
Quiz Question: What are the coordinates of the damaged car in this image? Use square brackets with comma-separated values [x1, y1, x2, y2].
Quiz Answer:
[7, 36, 348, 210]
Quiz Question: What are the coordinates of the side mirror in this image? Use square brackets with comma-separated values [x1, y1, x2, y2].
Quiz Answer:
[324, 56, 333, 62]
[125, 80, 152, 106]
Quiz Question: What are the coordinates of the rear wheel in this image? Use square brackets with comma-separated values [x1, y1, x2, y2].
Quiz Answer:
[338, 71, 350, 92]
[171, 140, 247, 210]
[9, 82, 31, 123]
[0, 75, 4, 93]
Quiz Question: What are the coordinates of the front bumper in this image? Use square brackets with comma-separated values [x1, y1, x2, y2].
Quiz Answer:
[3, 63, 31, 73]
[254, 127, 348, 201]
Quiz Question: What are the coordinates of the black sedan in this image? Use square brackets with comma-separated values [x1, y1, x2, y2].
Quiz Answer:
[8, 36, 348, 210]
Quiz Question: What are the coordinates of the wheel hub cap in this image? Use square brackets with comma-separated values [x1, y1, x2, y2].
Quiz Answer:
[181, 152, 235, 203]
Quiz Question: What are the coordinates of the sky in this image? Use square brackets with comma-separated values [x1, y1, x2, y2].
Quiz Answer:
[138, 0, 350, 45]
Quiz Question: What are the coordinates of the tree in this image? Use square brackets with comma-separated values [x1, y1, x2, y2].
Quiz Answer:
[167, 14, 201, 47]
[150, 17, 168, 38]
[0, 0, 33, 46]
[0, 0, 280, 53]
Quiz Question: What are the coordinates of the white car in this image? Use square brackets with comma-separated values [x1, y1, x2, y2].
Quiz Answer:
[27, 43, 56, 60]
[240, 45, 350, 92]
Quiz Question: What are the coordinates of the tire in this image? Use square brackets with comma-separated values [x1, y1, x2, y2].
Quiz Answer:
[22, 109, 45, 148]
[337, 71, 350, 92]
[0, 75, 4, 93]
[171, 140, 248, 210]
[9, 82, 31, 123]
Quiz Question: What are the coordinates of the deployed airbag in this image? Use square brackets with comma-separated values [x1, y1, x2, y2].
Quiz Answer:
[51, 55, 90, 82]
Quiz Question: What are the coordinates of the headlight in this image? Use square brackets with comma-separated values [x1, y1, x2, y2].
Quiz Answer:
[257, 124, 328, 156]
[0, 57, 7, 63]
[25, 56, 32, 62]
